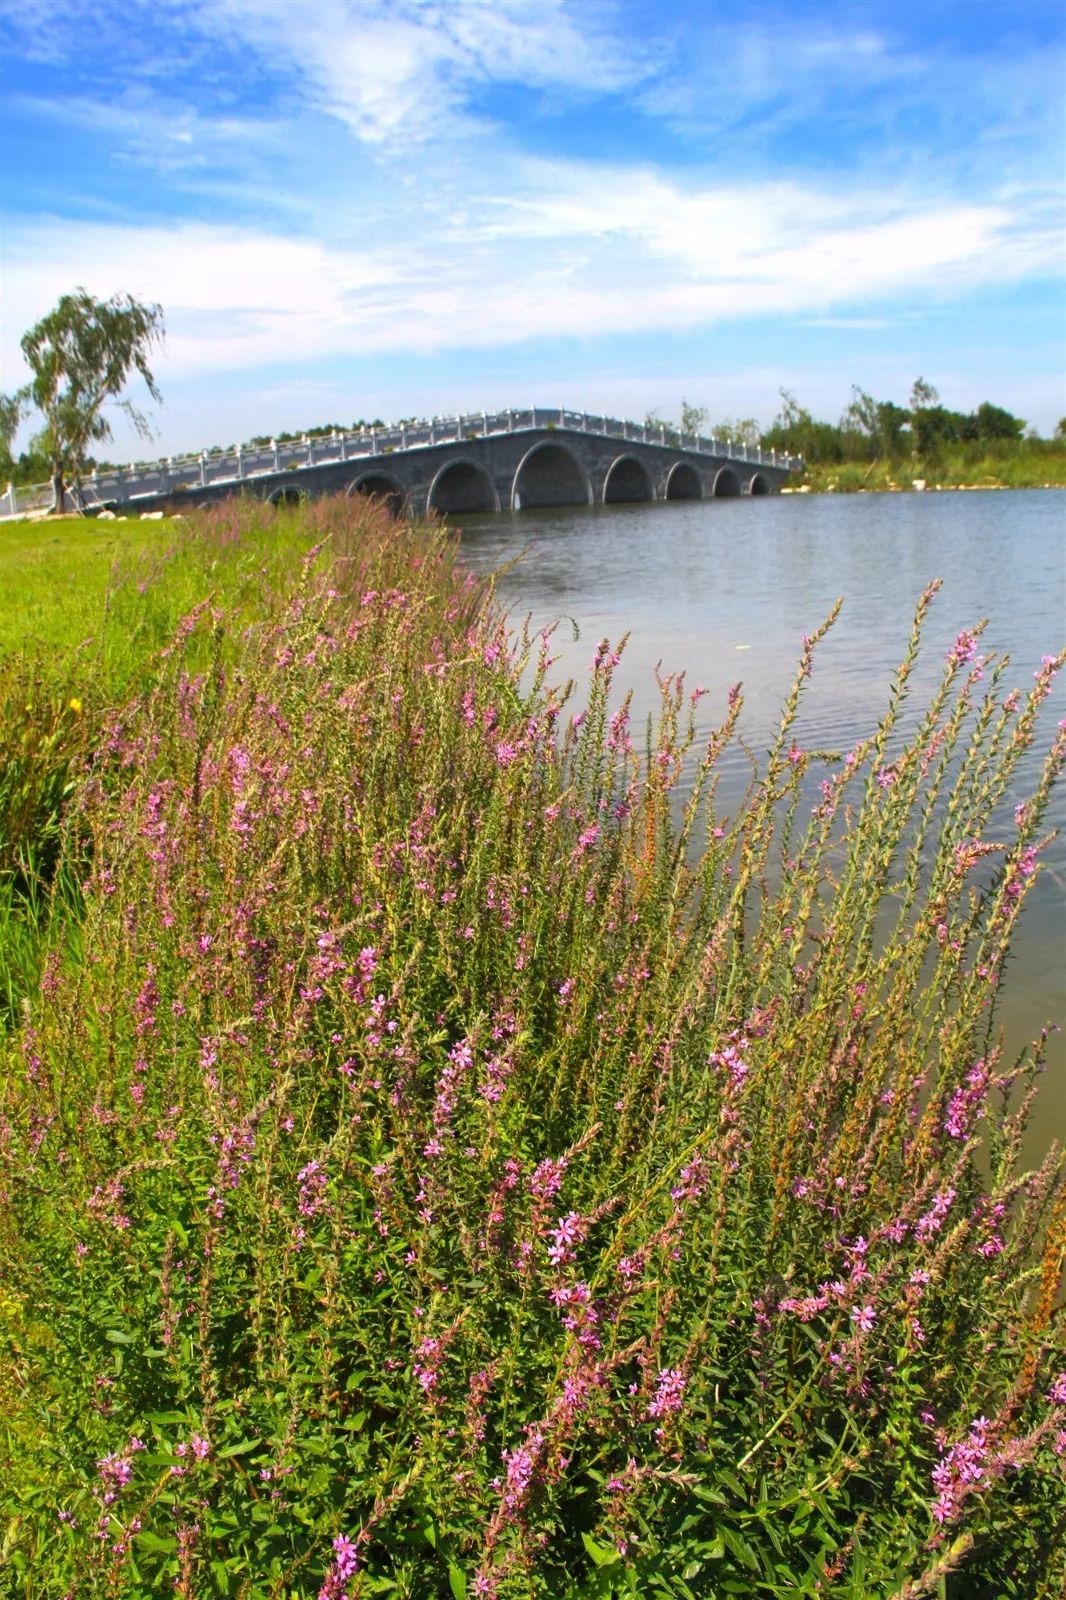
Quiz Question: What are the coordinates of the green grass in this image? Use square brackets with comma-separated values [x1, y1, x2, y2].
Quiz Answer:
[0, 506, 323, 663]
[0, 500, 329, 1027]
[0, 516, 171, 657]
[797, 446, 1066, 494]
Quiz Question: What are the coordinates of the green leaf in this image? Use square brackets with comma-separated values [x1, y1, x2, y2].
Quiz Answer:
[135, 1531, 178, 1555]
[218, 1438, 261, 1459]
[692, 1485, 728, 1508]
[581, 1532, 621, 1568]
[104, 1328, 134, 1344]
[448, 1564, 468, 1599]
[719, 1527, 759, 1572]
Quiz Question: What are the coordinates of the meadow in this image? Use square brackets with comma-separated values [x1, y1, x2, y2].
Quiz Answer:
[0, 497, 1063, 1598]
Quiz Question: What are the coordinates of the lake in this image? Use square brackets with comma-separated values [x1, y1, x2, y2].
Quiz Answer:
[456, 488, 1066, 1161]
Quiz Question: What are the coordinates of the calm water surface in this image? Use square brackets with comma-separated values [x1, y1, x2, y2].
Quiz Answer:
[456, 489, 1066, 1156]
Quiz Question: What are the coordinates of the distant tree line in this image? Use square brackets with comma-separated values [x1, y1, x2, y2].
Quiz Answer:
[759, 380, 1064, 466]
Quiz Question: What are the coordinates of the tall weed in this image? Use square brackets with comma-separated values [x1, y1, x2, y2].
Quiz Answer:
[1, 500, 1063, 1597]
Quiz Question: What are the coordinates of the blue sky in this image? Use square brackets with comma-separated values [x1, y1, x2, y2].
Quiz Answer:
[1, 0, 1063, 458]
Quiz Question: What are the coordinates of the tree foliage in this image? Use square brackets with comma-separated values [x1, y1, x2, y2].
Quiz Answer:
[12, 288, 164, 511]
[713, 415, 762, 448]
[762, 380, 1034, 468]
[0, 392, 22, 478]
[680, 397, 709, 435]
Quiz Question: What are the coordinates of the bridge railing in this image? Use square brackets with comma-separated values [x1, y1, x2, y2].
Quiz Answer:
[5, 410, 803, 514]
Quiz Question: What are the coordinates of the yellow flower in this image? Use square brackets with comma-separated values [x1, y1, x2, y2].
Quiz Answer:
[68, 697, 83, 714]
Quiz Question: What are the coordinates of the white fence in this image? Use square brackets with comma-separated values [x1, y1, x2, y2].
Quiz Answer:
[4, 408, 801, 516]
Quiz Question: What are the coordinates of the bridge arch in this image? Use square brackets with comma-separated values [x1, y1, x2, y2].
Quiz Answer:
[427, 457, 499, 515]
[268, 486, 306, 508]
[347, 471, 405, 515]
[665, 462, 702, 501]
[747, 473, 769, 496]
[712, 467, 742, 499]
[603, 454, 654, 504]
[512, 440, 592, 512]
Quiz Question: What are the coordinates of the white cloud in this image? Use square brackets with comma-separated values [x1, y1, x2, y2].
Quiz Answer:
[2, 162, 1059, 395]
[186, 0, 653, 146]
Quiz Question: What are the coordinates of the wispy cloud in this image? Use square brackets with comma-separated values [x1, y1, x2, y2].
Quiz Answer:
[1, 0, 656, 146]
[201, 0, 657, 144]
[801, 318, 894, 330]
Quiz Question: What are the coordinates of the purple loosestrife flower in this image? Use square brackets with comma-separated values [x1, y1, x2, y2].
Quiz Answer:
[501, 1429, 547, 1516]
[592, 639, 622, 670]
[648, 1367, 686, 1420]
[319, 1532, 360, 1599]
[413, 1334, 446, 1399]
[528, 1155, 568, 1202]
[947, 630, 979, 667]
[670, 1154, 710, 1205]
[710, 1032, 751, 1093]
[1004, 845, 1039, 899]
[86, 1180, 131, 1232]
[552, 1282, 602, 1350]
[916, 1188, 956, 1241]
[779, 1288, 831, 1322]
[297, 1159, 328, 1218]
[943, 1058, 990, 1139]
[607, 706, 633, 752]
[850, 1305, 876, 1334]
[96, 1452, 133, 1504]
[930, 1417, 994, 1528]
[547, 1210, 588, 1268]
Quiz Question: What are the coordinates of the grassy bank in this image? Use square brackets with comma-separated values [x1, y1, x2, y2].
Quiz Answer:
[0, 504, 322, 1023]
[793, 447, 1066, 494]
[1, 499, 1064, 1597]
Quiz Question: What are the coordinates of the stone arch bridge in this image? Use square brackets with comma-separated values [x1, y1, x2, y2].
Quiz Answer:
[14, 408, 799, 520]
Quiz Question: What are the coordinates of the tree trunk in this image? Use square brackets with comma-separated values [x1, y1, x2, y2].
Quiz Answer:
[52, 464, 66, 514]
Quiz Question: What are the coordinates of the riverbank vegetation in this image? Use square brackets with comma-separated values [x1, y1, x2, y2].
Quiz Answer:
[759, 384, 1066, 493]
[1, 498, 1064, 1597]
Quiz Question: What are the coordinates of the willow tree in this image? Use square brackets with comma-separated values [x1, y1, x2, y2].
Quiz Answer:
[15, 288, 164, 512]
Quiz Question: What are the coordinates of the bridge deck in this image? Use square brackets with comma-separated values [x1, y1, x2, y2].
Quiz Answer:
[3, 408, 801, 519]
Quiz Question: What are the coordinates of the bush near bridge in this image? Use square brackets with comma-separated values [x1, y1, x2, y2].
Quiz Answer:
[0, 497, 1064, 1598]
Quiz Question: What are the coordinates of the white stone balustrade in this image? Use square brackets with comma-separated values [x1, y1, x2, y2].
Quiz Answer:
[8, 409, 803, 515]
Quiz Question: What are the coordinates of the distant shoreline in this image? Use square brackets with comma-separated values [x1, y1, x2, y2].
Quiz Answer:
[782, 479, 1066, 496]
